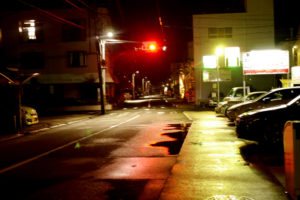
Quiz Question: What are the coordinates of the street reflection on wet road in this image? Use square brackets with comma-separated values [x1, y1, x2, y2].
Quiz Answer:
[150, 123, 191, 155]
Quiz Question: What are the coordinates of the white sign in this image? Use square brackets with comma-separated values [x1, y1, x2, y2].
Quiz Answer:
[203, 69, 231, 82]
[292, 66, 300, 81]
[203, 55, 217, 69]
[225, 47, 240, 67]
[242, 50, 289, 75]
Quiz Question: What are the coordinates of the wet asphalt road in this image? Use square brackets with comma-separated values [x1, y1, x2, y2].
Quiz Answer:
[0, 102, 193, 199]
[0, 100, 289, 200]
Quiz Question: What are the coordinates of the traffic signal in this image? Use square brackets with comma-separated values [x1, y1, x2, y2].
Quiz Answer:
[142, 41, 158, 52]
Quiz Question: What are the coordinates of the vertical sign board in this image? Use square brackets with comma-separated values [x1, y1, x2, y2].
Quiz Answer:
[292, 66, 300, 84]
[225, 47, 240, 68]
[242, 50, 289, 75]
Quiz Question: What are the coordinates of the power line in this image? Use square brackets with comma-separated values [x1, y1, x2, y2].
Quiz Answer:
[17, 0, 85, 29]
[64, 0, 87, 13]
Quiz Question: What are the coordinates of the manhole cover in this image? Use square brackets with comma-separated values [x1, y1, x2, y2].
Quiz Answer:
[206, 195, 254, 200]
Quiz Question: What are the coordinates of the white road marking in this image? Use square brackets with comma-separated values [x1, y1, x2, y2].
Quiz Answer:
[183, 111, 193, 121]
[0, 114, 141, 174]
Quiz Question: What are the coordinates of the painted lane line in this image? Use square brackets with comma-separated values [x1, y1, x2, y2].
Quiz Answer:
[0, 114, 141, 174]
[183, 111, 193, 121]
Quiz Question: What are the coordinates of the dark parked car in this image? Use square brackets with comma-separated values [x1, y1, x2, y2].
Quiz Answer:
[226, 87, 300, 122]
[235, 94, 300, 145]
[215, 91, 267, 115]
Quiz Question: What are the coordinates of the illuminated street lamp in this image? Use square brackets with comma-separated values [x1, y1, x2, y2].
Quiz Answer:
[96, 31, 114, 115]
[132, 71, 139, 99]
[216, 46, 224, 103]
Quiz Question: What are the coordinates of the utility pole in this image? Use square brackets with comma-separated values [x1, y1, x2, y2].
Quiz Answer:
[95, 38, 105, 114]
[93, 6, 106, 115]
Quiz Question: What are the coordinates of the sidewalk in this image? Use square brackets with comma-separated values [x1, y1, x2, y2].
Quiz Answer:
[159, 111, 288, 200]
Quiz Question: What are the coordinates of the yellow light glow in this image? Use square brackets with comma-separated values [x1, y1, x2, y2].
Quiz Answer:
[216, 46, 224, 56]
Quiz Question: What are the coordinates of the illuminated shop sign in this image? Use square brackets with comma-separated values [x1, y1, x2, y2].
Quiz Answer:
[203, 55, 217, 69]
[225, 47, 240, 67]
[242, 50, 289, 75]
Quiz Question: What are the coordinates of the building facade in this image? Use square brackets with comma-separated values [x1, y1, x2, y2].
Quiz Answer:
[193, 0, 277, 105]
[0, 7, 115, 112]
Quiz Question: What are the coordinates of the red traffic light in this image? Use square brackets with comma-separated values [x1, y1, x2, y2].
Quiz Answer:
[142, 41, 158, 52]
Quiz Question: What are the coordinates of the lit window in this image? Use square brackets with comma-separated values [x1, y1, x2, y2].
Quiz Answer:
[19, 20, 43, 42]
[68, 51, 86, 67]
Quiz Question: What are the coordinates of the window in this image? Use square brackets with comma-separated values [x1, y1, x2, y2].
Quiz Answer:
[62, 19, 86, 41]
[208, 27, 232, 38]
[19, 20, 43, 42]
[68, 51, 86, 67]
[20, 52, 44, 69]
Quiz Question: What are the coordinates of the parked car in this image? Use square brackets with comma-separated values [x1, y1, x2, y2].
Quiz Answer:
[215, 91, 267, 115]
[21, 106, 39, 126]
[223, 86, 251, 102]
[210, 86, 250, 107]
[235, 94, 300, 145]
[226, 87, 300, 122]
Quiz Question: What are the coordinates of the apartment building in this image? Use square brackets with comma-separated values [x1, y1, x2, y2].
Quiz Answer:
[0, 7, 116, 111]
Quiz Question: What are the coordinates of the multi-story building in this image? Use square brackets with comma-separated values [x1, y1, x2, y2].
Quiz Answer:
[0, 7, 116, 112]
[193, 0, 277, 105]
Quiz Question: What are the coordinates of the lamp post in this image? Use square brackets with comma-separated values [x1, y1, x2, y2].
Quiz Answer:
[132, 71, 139, 99]
[96, 32, 114, 114]
[146, 80, 151, 95]
[216, 46, 224, 103]
[142, 76, 147, 95]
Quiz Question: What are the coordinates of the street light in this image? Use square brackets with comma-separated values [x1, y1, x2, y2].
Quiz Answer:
[96, 31, 114, 115]
[216, 46, 224, 103]
[132, 71, 139, 99]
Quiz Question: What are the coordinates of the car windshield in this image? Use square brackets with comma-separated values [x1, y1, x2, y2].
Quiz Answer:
[246, 92, 265, 101]
[257, 88, 300, 102]
[227, 89, 235, 97]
